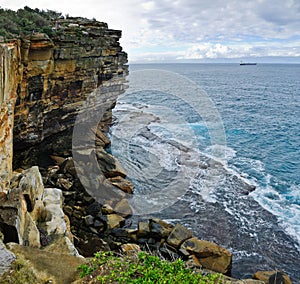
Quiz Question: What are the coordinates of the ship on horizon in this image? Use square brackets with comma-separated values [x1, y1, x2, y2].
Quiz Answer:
[240, 61, 257, 65]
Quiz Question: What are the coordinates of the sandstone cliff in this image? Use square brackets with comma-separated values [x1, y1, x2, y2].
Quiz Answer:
[13, 18, 127, 171]
[0, 16, 129, 279]
[0, 17, 128, 187]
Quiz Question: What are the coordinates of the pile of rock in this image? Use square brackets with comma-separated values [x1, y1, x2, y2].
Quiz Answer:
[35, 151, 232, 275]
[123, 219, 232, 275]
[0, 166, 77, 252]
[0, 163, 293, 283]
[40, 150, 133, 256]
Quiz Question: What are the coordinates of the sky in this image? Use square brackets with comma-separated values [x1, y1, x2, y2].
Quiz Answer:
[1, 0, 300, 63]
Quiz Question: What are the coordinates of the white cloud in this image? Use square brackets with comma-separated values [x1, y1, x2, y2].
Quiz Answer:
[2, 0, 300, 62]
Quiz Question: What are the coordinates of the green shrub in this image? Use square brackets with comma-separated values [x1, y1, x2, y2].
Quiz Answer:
[0, 6, 62, 39]
[78, 251, 223, 283]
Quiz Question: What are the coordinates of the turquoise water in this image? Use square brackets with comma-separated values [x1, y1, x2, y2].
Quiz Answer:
[111, 63, 300, 280]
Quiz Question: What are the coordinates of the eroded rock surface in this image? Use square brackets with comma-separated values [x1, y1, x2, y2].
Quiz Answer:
[0, 167, 76, 251]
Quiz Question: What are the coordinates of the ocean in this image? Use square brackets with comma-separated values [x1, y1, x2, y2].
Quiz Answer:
[110, 63, 300, 281]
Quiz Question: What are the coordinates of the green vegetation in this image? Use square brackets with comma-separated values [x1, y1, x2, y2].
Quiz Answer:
[78, 251, 223, 283]
[0, 6, 63, 40]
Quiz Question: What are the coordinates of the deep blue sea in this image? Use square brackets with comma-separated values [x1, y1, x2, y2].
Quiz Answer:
[110, 63, 300, 281]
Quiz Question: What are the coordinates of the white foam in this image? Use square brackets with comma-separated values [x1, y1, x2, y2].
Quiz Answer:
[205, 144, 237, 161]
[251, 182, 300, 250]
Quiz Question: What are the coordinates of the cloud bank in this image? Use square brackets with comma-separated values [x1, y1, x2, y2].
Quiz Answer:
[2, 0, 300, 62]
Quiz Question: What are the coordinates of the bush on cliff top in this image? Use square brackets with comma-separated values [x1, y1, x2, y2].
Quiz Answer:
[0, 6, 62, 39]
[78, 251, 223, 283]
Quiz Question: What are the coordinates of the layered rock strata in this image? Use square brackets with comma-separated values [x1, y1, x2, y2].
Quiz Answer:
[1, 16, 131, 199]
[13, 18, 127, 151]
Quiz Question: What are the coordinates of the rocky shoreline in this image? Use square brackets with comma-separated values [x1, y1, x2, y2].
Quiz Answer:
[0, 14, 293, 284]
[0, 158, 293, 283]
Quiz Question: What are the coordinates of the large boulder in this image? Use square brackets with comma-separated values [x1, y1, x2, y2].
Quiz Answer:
[149, 218, 174, 239]
[42, 188, 68, 236]
[137, 222, 150, 238]
[167, 223, 193, 248]
[181, 237, 232, 274]
[0, 167, 75, 250]
[253, 270, 292, 284]
[106, 214, 125, 230]
[114, 199, 133, 217]
[95, 148, 127, 178]
[18, 166, 44, 218]
[0, 187, 36, 247]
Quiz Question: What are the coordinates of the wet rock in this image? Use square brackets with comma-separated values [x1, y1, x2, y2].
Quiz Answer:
[72, 210, 82, 219]
[107, 176, 134, 194]
[83, 196, 94, 205]
[167, 223, 193, 248]
[63, 205, 73, 217]
[49, 155, 66, 166]
[269, 272, 292, 284]
[111, 228, 130, 238]
[253, 270, 292, 284]
[89, 227, 99, 234]
[114, 199, 133, 217]
[93, 219, 105, 230]
[94, 127, 111, 148]
[96, 148, 127, 178]
[181, 237, 232, 274]
[76, 237, 110, 257]
[86, 201, 102, 216]
[61, 158, 77, 177]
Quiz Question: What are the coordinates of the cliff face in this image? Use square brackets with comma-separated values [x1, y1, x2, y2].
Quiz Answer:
[0, 17, 129, 275]
[13, 18, 128, 150]
[0, 43, 22, 190]
[0, 17, 127, 190]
